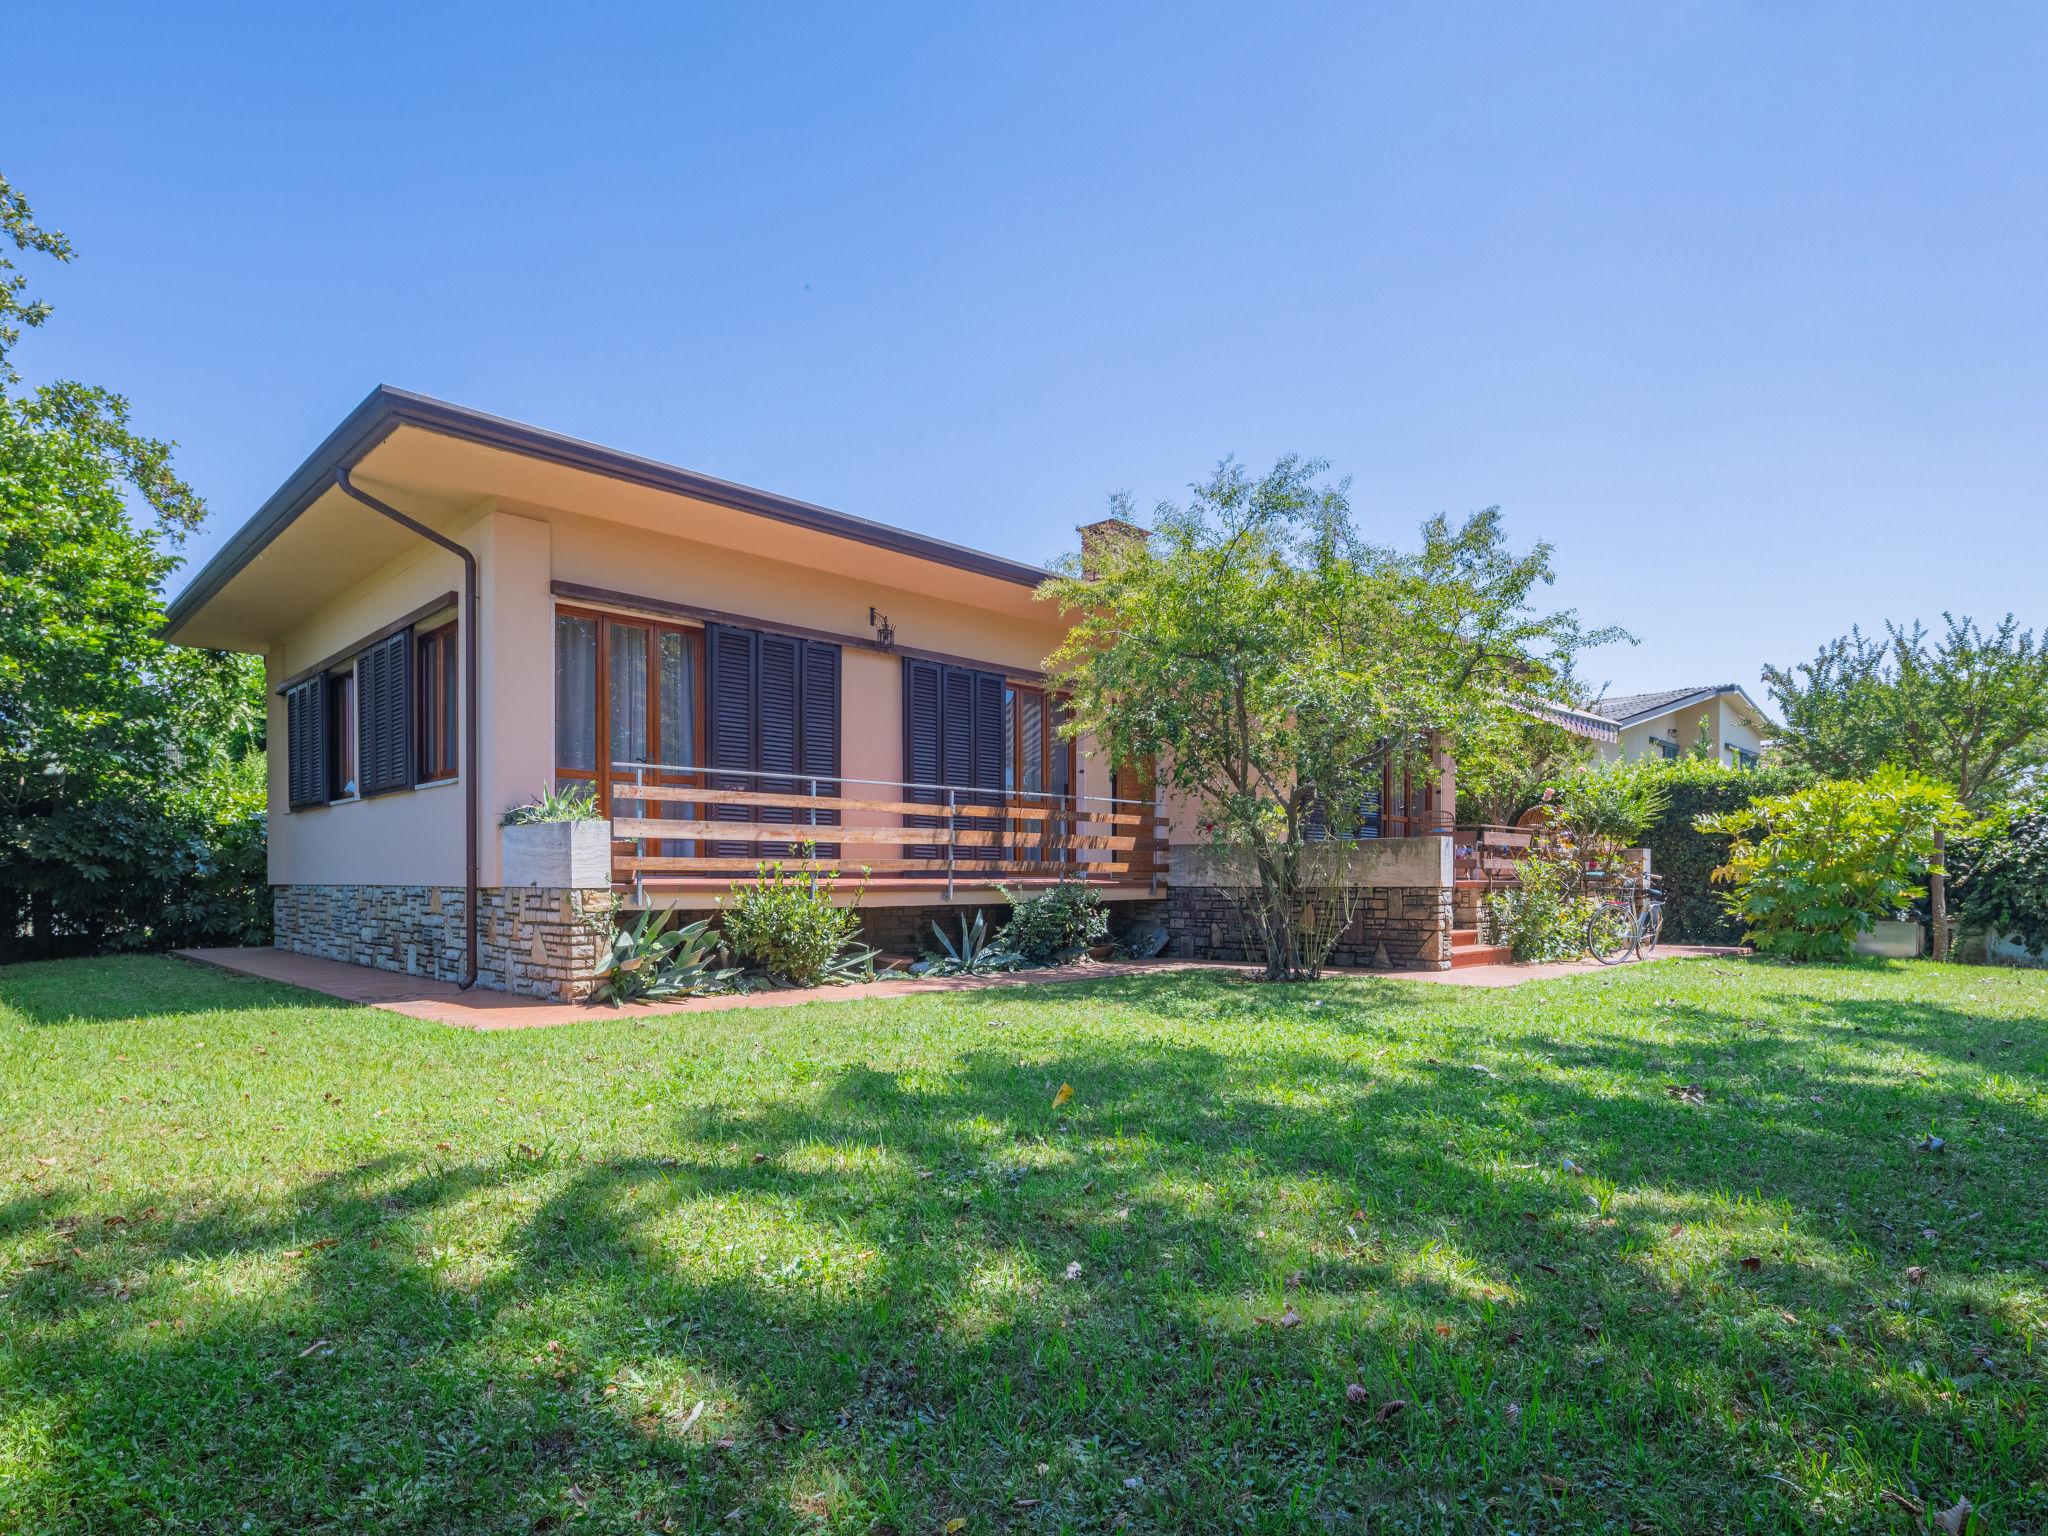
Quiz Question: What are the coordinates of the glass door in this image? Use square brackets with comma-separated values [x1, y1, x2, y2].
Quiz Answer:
[553, 608, 704, 851]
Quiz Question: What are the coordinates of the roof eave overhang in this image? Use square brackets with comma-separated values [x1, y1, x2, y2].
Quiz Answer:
[164, 386, 1054, 645]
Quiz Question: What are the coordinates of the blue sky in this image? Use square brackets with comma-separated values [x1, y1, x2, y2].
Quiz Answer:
[9, 2, 2047, 700]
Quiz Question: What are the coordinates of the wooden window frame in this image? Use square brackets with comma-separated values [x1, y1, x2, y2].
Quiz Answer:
[415, 622, 460, 784]
[554, 604, 707, 816]
[327, 664, 358, 801]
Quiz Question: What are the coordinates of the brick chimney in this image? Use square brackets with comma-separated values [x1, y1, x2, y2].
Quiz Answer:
[1076, 516, 1147, 577]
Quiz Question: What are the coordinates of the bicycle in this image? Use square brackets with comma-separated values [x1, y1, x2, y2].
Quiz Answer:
[1586, 872, 1664, 964]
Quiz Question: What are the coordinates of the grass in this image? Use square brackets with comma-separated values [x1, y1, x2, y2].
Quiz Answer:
[0, 953, 2043, 1534]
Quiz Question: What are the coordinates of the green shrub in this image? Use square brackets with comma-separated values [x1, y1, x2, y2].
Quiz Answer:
[500, 783, 601, 827]
[1957, 795, 2048, 956]
[1548, 767, 1669, 850]
[913, 911, 1026, 976]
[593, 910, 740, 1004]
[719, 848, 874, 988]
[4, 751, 271, 959]
[1696, 768, 1970, 960]
[996, 879, 1109, 964]
[1483, 829, 1596, 961]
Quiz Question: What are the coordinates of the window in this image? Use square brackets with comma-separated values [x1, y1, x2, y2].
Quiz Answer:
[555, 612, 599, 775]
[1651, 737, 1681, 761]
[553, 606, 720, 874]
[414, 623, 459, 782]
[282, 609, 438, 811]
[1730, 744, 1761, 770]
[327, 668, 358, 799]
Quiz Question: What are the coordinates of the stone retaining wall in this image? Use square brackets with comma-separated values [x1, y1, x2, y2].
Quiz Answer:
[273, 884, 612, 1001]
[1167, 883, 1451, 970]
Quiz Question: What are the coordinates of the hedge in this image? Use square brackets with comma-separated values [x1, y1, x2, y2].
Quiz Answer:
[1556, 758, 1808, 944]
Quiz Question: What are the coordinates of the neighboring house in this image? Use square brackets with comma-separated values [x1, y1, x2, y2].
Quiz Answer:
[163, 388, 1483, 997]
[1588, 685, 1771, 768]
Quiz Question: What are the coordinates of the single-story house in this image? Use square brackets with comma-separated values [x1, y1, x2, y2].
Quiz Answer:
[164, 388, 1556, 997]
[1587, 685, 1771, 768]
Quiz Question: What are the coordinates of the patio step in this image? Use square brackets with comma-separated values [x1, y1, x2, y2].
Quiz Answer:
[1448, 939, 1512, 969]
[1450, 927, 1482, 946]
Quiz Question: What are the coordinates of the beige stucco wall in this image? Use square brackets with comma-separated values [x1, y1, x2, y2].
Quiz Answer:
[268, 503, 554, 890]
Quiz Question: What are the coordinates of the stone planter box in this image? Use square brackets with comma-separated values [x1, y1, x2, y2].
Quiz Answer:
[1853, 917, 1924, 959]
[501, 819, 612, 890]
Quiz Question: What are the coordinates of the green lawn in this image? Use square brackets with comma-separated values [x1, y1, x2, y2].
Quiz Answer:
[1, 955, 2043, 1534]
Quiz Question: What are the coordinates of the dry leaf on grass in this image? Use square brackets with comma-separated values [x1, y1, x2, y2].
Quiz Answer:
[1373, 1398, 1406, 1424]
[1879, 1489, 1924, 1517]
[1904, 1266, 1929, 1284]
[1278, 1306, 1302, 1329]
[1051, 1083, 1073, 1108]
[1739, 1255, 1762, 1272]
[1345, 1382, 1370, 1406]
[1933, 1497, 1975, 1534]
[1664, 1083, 1707, 1104]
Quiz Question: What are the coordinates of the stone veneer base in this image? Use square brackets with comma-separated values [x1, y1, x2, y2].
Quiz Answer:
[1168, 883, 1452, 970]
[273, 884, 612, 1002]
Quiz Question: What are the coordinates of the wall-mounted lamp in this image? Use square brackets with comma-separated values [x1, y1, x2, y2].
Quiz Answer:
[868, 606, 895, 648]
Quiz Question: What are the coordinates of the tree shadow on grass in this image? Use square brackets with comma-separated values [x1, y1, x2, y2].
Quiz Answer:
[3, 976, 2044, 1532]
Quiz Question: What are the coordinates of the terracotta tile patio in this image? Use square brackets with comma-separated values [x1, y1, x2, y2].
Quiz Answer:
[173, 944, 1746, 1031]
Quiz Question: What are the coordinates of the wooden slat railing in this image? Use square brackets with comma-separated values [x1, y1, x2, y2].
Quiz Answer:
[606, 771, 1169, 897]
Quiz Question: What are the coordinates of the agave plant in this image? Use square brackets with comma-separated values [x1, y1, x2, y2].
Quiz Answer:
[912, 912, 1025, 977]
[594, 911, 742, 1004]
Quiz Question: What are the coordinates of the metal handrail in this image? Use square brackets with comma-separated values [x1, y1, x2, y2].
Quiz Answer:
[605, 759, 1160, 810]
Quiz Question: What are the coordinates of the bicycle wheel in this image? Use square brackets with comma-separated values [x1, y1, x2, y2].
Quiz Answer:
[1637, 901, 1664, 957]
[1586, 902, 1635, 964]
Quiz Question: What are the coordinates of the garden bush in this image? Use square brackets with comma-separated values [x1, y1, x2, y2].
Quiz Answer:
[996, 879, 1109, 964]
[718, 848, 875, 987]
[1957, 794, 2048, 957]
[1696, 768, 1968, 960]
[1483, 837, 1596, 961]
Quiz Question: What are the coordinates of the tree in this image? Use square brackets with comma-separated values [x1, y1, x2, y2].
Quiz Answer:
[1451, 698, 1598, 827]
[1038, 456, 1619, 980]
[1764, 616, 2048, 957]
[0, 172, 264, 957]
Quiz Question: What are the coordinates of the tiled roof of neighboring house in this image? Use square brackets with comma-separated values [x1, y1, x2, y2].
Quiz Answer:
[1589, 685, 1766, 727]
[1510, 695, 1619, 742]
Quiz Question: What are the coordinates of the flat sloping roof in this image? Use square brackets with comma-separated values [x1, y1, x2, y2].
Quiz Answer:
[164, 387, 1053, 644]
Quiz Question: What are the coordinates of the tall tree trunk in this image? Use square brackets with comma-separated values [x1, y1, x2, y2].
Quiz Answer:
[1929, 824, 1949, 961]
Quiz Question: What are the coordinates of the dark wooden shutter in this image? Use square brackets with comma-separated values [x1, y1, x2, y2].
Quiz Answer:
[902, 660, 1006, 867]
[755, 632, 801, 857]
[706, 624, 758, 858]
[705, 625, 841, 864]
[285, 676, 330, 810]
[903, 658, 944, 861]
[800, 641, 841, 858]
[355, 632, 414, 796]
